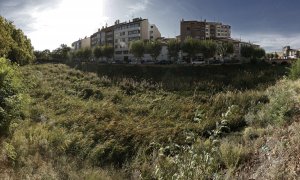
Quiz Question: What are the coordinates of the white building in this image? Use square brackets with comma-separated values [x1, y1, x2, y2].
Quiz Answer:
[114, 18, 161, 61]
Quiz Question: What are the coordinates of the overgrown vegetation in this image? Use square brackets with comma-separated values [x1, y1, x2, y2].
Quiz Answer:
[0, 58, 28, 135]
[1, 62, 300, 179]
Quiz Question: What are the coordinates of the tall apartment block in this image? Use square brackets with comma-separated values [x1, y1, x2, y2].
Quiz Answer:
[90, 25, 114, 48]
[113, 18, 161, 61]
[180, 19, 231, 42]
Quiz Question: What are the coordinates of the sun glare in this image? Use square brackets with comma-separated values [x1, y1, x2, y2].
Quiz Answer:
[29, 0, 108, 50]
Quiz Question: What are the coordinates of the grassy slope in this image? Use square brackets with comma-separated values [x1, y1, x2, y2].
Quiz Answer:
[1, 63, 299, 179]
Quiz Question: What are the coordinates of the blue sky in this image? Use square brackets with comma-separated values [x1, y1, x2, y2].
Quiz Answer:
[0, 0, 299, 52]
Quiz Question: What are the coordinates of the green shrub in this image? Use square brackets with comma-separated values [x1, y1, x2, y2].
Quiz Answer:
[0, 58, 28, 135]
[289, 59, 300, 80]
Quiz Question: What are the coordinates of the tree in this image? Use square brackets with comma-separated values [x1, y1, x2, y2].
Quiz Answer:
[102, 45, 114, 62]
[241, 45, 254, 59]
[274, 52, 279, 59]
[0, 16, 35, 65]
[130, 40, 145, 62]
[145, 40, 162, 61]
[167, 39, 180, 62]
[82, 48, 92, 61]
[34, 49, 51, 62]
[241, 45, 266, 63]
[200, 40, 217, 63]
[51, 44, 71, 61]
[253, 48, 266, 59]
[217, 42, 234, 58]
[181, 37, 200, 63]
[93, 46, 103, 60]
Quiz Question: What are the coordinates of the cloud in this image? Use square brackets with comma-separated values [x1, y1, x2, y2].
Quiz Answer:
[0, 0, 61, 32]
[128, 0, 150, 16]
[235, 33, 300, 52]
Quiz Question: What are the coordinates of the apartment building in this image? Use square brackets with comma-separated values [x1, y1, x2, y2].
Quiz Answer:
[113, 18, 161, 61]
[71, 37, 91, 50]
[283, 46, 299, 59]
[90, 29, 104, 48]
[180, 19, 231, 42]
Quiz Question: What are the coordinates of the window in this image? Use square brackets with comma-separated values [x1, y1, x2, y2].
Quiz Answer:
[187, 27, 190, 31]
[151, 26, 153, 28]
[128, 30, 140, 35]
[128, 37, 140, 41]
[116, 51, 122, 54]
[123, 51, 129, 54]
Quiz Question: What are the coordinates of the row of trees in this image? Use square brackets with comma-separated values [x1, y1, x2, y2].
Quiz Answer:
[35, 44, 115, 62]
[0, 16, 35, 65]
[240, 45, 266, 61]
[129, 37, 266, 63]
[35, 39, 265, 64]
[130, 40, 163, 61]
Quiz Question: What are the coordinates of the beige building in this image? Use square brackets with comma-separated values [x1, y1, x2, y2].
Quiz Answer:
[71, 37, 91, 50]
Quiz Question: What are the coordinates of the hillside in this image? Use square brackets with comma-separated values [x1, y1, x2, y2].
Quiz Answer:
[1, 62, 300, 179]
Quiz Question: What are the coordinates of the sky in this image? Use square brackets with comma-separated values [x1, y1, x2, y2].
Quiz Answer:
[0, 0, 300, 52]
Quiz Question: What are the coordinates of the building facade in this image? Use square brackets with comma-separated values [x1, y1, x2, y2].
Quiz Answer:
[283, 46, 299, 59]
[71, 37, 91, 50]
[72, 17, 161, 61]
[180, 19, 231, 42]
[113, 18, 161, 61]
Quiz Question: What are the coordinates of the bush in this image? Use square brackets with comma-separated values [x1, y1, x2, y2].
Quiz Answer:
[245, 79, 300, 126]
[0, 58, 28, 135]
[289, 59, 300, 80]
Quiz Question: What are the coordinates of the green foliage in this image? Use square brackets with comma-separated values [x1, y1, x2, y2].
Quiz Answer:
[74, 47, 93, 61]
[241, 45, 266, 61]
[0, 58, 27, 135]
[167, 39, 180, 61]
[145, 40, 162, 61]
[289, 59, 300, 80]
[0, 16, 35, 65]
[102, 45, 114, 60]
[181, 37, 200, 62]
[200, 40, 218, 60]
[129, 40, 145, 60]
[51, 44, 71, 61]
[93, 46, 103, 59]
[245, 79, 299, 126]
[34, 49, 51, 62]
[217, 42, 234, 57]
[154, 142, 221, 180]
[241, 45, 254, 59]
